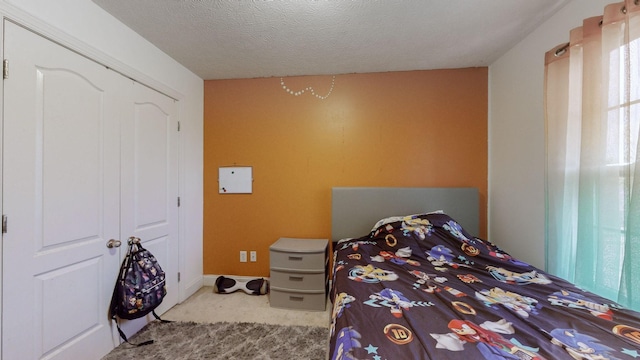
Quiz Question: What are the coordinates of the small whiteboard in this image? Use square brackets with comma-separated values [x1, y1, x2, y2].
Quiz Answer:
[219, 167, 253, 194]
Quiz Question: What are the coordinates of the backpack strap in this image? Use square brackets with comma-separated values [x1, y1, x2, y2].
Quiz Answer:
[152, 310, 173, 324]
[111, 315, 154, 347]
[110, 312, 173, 347]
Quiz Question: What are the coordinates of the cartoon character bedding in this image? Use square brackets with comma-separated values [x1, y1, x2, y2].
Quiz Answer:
[329, 212, 640, 360]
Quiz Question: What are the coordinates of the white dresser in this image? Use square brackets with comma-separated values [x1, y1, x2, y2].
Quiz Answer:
[269, 238, 329, 311]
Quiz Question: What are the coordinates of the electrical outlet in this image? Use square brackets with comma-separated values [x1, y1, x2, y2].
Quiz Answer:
[240, 251, 247, 262]
[250, 251, 257, 262]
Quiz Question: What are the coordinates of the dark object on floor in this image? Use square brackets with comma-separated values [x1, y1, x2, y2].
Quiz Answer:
[213, 276, 269, 295]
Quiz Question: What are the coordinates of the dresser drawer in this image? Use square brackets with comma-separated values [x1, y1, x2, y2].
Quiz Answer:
[270, 250, 326, 271]
[270, 269, 326, 291]
[269, 238, 328, 271]
[269, 288, 327, 311]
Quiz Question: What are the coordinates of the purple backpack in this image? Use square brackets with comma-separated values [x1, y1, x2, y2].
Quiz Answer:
[109, 237, 170, 345]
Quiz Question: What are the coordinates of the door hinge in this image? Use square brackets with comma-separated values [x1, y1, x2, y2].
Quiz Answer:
[178, 272, 181, 282]
[2, 215, 7, 233]
[3, 59, 8, 79]
[177, 197, 181, 207]
[177, 121, 181, 132]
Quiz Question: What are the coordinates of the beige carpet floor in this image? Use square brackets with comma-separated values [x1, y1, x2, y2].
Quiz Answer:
[161, 286, 331, 329]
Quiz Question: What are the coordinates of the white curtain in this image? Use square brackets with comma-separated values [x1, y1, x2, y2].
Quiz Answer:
[545, 0, 640, 310]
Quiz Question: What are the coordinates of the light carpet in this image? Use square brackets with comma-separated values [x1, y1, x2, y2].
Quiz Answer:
[101, 320, 329, 360]
[161, 287, 331, 328]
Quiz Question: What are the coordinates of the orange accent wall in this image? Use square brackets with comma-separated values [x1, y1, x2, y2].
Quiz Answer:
[203, 69, 487, 276]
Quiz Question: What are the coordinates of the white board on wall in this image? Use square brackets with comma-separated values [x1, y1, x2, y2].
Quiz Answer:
[218, 167, 252, 194]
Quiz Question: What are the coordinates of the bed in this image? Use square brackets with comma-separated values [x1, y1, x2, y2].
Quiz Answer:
[329, 187, 640, 360]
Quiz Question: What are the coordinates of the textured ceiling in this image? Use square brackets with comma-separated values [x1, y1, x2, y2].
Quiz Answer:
[93, 0, 570, 80]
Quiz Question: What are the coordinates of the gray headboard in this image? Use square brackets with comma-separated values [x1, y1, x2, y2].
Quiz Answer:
[331, 187, 479, 242]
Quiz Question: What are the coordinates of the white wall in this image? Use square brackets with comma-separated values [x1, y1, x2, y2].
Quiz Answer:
[489, 0, 611, 269]
[0, 0, 204, 299]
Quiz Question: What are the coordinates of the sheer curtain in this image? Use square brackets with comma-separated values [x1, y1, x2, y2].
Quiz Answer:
[545, 0, 640, 310]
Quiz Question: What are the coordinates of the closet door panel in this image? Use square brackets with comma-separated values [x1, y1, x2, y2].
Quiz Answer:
[41, 67, 103, 248]
[134, 101, 170, 228]
[117, 82, 179, 338]
[2, 21, 123, 360]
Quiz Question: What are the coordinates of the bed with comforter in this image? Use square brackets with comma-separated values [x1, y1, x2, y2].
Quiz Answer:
[329, 196, 640, 359]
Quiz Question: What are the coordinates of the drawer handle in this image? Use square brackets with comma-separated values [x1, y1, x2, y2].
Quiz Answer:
[289, 276, 304, 281]
[290, 296, 304, 302]
[288, 256, 303, 261]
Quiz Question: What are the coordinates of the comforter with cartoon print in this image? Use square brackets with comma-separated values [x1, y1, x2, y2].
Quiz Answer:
[329, 212, 640, 360]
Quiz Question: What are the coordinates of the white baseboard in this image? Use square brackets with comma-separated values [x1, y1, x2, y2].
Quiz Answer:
[203, 274, 270, 287]
[202, 274, 333, 301]
[181, 276, 204, 302]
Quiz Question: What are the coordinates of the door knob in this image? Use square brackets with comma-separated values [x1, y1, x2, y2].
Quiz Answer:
[106, 239, 122, 248]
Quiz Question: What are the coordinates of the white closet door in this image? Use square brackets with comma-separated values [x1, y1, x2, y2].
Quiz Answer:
[116, 82, 179, 338]
[2, 21, 124, 359]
